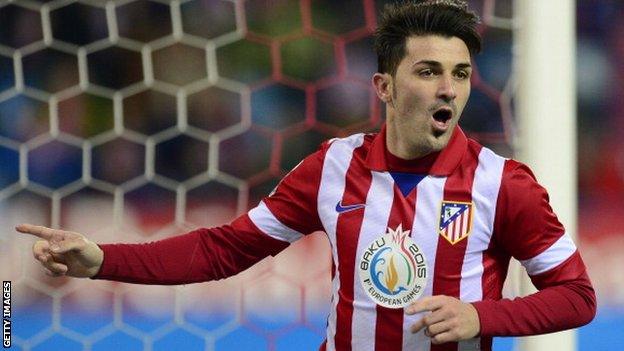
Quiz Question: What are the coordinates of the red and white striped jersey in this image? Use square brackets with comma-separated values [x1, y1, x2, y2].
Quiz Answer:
[96, 125, 595, 351]
[246, 125, 590, 351]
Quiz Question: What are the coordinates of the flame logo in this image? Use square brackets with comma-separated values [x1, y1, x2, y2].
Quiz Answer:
[371, 247, 408, 296]
[385, 255, 399, 293]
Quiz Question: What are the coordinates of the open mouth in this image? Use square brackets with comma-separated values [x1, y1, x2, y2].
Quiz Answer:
[432, 109, 452, 123]
[431, 107, 453, 133]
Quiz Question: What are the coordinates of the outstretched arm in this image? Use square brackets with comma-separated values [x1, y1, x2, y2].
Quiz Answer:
[17, 215, 289, 285]
[18, 141, 329, 285]
[90, 215, 289, 284]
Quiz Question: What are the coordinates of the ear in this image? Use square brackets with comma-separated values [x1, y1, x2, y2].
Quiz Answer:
[372, 73, 393, 104]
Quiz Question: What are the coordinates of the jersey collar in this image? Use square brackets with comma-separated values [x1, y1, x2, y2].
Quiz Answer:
[364, 124, 468, 176]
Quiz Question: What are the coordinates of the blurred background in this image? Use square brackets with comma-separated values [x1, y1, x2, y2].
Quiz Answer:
[0, 0, 622, 350]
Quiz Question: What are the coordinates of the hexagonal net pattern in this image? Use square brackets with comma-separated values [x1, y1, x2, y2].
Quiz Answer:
[0, 0, 515, 350]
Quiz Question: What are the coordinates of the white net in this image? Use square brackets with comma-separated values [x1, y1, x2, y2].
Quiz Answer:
[0, 0, 516, 349]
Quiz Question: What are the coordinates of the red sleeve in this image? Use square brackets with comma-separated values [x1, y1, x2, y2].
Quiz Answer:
[472, 160, 596, 336]
[91, 142, 330, 285]
[92, 215, 289, 285]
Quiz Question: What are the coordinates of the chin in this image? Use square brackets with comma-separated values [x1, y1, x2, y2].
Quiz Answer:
[429, 142, 447, 153]
[428, 131, 452, 151]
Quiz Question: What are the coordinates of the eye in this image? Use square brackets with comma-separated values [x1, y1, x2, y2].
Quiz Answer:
[454, 70, 470, 80]
[419, 69, 435, 77]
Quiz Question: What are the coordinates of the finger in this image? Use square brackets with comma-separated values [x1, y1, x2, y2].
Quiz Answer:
[424, 310, 447, 326]
[38, 252, 68, 274]
[16, 224, 62, 240]
[33, 246, 55, 266]
[32, 240, 50, 259]
[34, 253, 46, 264]
[50, 252, 68, 265]
[42, 259, 68, 275]
[431, 331, 457, 345]
[409, 310, 448, 334]
[406, 295, 447, 315]
[426, 321, 452, 336]
[51, 238, 85, 254]
[35, 252, 53, 264]
[410, 318, 427, 334]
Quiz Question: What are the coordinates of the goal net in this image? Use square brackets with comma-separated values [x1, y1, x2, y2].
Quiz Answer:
[0, 0, 521, 350]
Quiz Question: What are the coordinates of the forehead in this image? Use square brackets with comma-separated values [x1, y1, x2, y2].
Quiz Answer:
[401, 35, 471, 67]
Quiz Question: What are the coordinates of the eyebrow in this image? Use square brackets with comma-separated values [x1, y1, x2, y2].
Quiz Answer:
[413, 60, 472, 69]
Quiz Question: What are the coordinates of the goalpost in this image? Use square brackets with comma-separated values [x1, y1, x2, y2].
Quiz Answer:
[514, 1, 577, 351]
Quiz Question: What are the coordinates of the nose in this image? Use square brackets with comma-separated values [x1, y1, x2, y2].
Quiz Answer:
[436, 76, 456, 102]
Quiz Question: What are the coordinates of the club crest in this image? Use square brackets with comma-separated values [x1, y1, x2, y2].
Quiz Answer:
[439, 201, 474, 244]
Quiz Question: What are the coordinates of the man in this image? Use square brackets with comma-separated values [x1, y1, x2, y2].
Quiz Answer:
[17, 1, 595, 350]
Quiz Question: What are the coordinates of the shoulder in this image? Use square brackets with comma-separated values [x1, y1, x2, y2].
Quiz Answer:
[463, 138, 508, 178]
[491, 158, 565, 257]
[500, 159, 541, 188]
[464, 138, 539, 182]
[324, 132, 372, 150]
[283, 132, 372, 178]
[319, 132, 373, 162]
[496, 158, 555, 220]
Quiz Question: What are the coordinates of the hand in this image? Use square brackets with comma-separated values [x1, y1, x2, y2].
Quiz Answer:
[406, 295, 480, 344]
[16, 224, 104, 278]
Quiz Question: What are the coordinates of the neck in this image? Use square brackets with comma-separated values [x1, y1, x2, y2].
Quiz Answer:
[385, 121, 434, 160]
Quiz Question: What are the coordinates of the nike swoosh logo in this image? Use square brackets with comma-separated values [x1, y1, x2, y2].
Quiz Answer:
[335, 201, 366, 213]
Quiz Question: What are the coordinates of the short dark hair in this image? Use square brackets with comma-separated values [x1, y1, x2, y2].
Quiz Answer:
[373, 0, 482, 76]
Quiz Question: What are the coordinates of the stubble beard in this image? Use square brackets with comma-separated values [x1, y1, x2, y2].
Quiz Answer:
[390, 84, 456, 158]
[430, 120, 456, 150]
[393, 116, 437, 159]
[410, 117, 457, 157]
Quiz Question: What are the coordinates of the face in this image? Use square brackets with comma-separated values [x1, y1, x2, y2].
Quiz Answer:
[374, 35, 472, 158]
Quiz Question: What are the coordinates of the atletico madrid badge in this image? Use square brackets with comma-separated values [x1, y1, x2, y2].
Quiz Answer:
[438, 201, 474, 244]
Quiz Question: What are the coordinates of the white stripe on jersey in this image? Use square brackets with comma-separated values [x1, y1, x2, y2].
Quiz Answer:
[317, 134, 365, 351]
[520, 233, 577, 276]
[351, 171, 395, 351]
[402, 175, 447, 351]
[248, 201, 303, 243]
[460, 147, 505, 302]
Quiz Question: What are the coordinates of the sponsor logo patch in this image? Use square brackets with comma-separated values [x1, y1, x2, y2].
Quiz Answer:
[358, 225, 428, 308]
